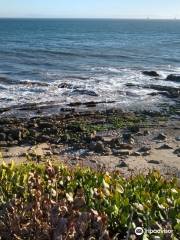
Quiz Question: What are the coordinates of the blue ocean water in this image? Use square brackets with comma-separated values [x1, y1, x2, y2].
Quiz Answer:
[0, 19, 180, 111]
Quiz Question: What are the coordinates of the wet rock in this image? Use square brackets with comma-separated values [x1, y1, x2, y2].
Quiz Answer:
[142, 71, 160, 77]
[148, 160, 160, 164]
[70, 89, 98, 97]
[166, 74, 180, 82]
[0, 133, 6, 141]
[143, 84, 180, 98]
[155, 133, 167, 141]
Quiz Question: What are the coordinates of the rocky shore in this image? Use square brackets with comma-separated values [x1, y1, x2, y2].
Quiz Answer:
[0, 106, 179, 179]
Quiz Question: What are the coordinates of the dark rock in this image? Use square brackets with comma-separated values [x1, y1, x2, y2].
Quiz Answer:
[123, 133, 132, 141]
[38, 135, 51, 142]
[142, 151, 151, 156]
[109, 138, 121, 147]
[157, 144, 173, 150]
[0, 133, 6, 141]
[155, 133, 167, 141]
[139, 146, 151, 152]
[142, 71, 160, 77]
[90, 159, 97, 163]
[129, 125, 140, 133]
[166, 74, 180, 82]
[131, 151, 141, 156]
[119, 143, 133, 150]
[58, 83, 73, 89]
[38, 122, 54, 129]
[68, 102, 82, 107]
[148, 160, 160, 164]
[144, 130, 150, 136]
[143, 84, 180, 98]
[89, 141, 105, 153]
[70, 89, 98, 97]
[118, 161, 128, 168]
[113, 149, 130, 156]
[126, 83, 137, 87]
[8, 129, 22, 141]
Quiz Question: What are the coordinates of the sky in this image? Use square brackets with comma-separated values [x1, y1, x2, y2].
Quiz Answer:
[0, 0, 180, 19]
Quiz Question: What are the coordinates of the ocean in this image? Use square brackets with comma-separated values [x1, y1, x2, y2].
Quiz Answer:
[0, 19, 180, 114]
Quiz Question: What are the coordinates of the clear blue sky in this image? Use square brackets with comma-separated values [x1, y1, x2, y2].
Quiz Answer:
[0, 0, 180, 19]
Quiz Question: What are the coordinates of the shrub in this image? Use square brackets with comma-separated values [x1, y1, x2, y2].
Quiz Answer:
[0, 160, 179, 239]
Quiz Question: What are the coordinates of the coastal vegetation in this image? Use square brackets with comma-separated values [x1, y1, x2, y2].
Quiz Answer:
[0, 160, 179, 239]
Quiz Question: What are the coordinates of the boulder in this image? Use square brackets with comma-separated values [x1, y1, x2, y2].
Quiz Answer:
[142, 71, 159, 77]
[166, 74, 180, 82]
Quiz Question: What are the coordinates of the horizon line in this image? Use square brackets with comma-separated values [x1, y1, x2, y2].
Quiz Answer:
[0, 17, 179, 20]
